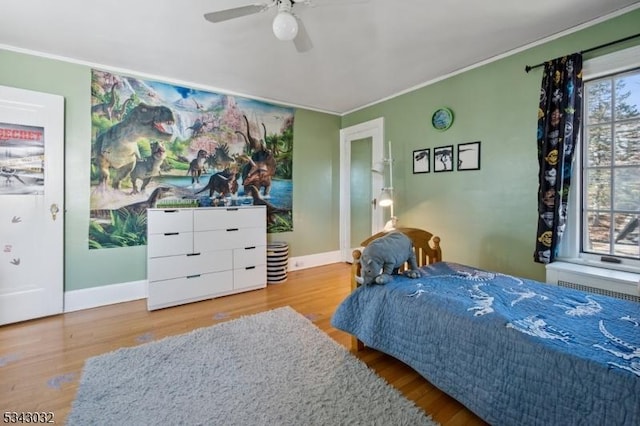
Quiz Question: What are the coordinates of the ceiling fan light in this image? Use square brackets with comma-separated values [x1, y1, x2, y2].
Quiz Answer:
[272, 12, 298, 41]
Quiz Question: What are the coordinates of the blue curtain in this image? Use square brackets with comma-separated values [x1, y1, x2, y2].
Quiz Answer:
[534, 53, 583, 264]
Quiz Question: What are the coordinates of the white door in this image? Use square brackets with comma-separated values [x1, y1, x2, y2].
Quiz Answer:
[0, 85, 64, 325]
[339, 117, 384, 262]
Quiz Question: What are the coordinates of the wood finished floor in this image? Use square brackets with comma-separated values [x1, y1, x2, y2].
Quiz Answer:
[0, 262, 487, 425]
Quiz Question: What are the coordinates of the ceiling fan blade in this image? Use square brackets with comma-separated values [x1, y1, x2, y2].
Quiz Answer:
[204, 4, 269, 23]
[293, 17, 313, 53]
[301, 0, 369, 7]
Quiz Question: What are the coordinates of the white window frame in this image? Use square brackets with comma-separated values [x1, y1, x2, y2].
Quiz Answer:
[557, 44, 640, 274]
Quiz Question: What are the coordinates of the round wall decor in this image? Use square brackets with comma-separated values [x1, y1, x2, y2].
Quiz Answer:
[431, 107, 454, 131]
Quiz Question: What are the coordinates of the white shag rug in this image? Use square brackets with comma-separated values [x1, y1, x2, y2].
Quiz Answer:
[68, 306, 438, 426]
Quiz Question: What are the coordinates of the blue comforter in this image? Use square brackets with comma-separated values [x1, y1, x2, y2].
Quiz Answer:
[331, 262, 640, 426]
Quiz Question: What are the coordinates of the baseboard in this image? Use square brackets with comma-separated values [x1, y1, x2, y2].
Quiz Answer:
[288, 250, 342, 271]
[64, 280, 147, 313]
[63, 250, 342, 312]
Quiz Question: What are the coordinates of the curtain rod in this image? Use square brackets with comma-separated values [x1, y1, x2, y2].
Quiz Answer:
[524, 32, 640, 73]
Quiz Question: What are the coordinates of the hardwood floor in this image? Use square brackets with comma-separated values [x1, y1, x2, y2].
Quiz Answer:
[0, 262, 487, 425]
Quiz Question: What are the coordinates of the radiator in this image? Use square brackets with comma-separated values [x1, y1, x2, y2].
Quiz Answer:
[546, 261, 640, 302]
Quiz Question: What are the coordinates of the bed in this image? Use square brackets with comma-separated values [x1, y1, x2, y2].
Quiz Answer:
[331, 228, 640, 426]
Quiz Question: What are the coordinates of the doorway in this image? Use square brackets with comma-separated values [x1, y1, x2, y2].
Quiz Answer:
[339, 117, 384, 262]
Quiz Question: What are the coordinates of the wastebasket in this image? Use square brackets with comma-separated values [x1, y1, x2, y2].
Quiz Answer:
[267, 242, 289, 284]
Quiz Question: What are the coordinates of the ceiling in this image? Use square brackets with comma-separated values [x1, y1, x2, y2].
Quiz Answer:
[1, 0, 639, 115]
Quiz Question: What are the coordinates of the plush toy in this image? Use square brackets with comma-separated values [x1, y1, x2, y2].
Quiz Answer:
[355, 231, 421, 285]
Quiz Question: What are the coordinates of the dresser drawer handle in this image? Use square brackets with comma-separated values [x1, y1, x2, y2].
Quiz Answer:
[245, 266, 256, 270]
[162, 209, 178, 213]
[226, 228, 239, 232]
[186, 274, 201, 279]
[244, 246, 256, 250]
[164, 232, 179, 236]
[226, 208, 239, 211]
[186, 253, 201, 257]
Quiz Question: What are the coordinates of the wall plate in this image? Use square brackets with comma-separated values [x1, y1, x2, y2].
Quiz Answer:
[431, 107, 454, 131]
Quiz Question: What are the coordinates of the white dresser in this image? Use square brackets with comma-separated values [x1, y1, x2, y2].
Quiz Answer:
[146, 206, 266, 311]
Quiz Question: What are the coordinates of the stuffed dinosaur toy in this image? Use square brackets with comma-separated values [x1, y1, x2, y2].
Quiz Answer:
[355, 231, 421, 285]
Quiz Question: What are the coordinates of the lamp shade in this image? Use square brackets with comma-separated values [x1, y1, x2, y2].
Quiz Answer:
[272, 12, 298, 41]
[379, 188, 393, 207]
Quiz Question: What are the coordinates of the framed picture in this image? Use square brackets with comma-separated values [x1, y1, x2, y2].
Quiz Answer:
[413, 149, 430, 173]
[457, 141, 481, 171]
[433, 145, 454, 172]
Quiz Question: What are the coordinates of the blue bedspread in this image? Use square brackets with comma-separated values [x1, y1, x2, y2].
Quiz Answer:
[331, 262, 640, 426]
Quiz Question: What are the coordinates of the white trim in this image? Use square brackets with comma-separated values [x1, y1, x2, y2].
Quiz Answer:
[343, 4, 640, 116]
[558, 44, 640, 273]
[64, 280, 146, 313]
[339, 118, 384, 263]
[583, 44, 640, 79]
[3, 5, 638, 116]
[0, 44, 338, 116]
[288, 251, 342, 271]
[546, 261, 640, 297]
[63, 251, 341, 312]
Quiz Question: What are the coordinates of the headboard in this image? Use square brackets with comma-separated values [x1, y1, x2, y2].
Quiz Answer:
[350, 227, 442, 292]
[348, 227, 441, 351]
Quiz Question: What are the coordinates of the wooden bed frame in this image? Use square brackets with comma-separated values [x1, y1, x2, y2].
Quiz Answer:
[350, 227, 442, 351]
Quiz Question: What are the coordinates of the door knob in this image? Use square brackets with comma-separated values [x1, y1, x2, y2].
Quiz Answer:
[50, 203, 59, 221]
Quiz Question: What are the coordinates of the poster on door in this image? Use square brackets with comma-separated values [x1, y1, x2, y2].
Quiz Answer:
[0, 122, 45, 195]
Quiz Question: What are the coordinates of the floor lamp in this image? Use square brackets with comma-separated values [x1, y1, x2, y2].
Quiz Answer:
[377, 141, 397, 231]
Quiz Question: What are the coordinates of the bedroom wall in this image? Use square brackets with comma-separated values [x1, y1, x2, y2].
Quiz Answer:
[341, 8, 640, 282]
[1, 8, 637, 293]
[0, 50, 341, 291]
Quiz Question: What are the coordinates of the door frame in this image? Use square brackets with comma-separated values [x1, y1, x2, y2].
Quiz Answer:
[339, 117, 384, 263]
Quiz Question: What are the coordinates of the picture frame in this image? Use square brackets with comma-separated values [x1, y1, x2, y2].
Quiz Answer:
[412, 149, 430, 174]
[433, 145, 454, 172]
[457, 141, 481, 171]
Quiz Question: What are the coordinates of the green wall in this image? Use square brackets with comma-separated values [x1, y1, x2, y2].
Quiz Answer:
[0, 51, 340, 291]
[342, 9, 640, 281]
[1, 8, 638, 291]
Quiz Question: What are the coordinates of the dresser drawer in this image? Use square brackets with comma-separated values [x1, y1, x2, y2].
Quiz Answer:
[147, 232, 193, 258]
[193, 207, 265, 231]
[148, 250, 232, 282]
[233, 246, 266, 269]
[147, 270, 233, 310]
[147, 209, 193, 234]
[234, 264, 266, 292]
[146, 206, 265, 311]
[193, 227, 265, 252]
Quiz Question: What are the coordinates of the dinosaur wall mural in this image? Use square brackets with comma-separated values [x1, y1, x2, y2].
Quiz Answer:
[89, 69, 294, 249]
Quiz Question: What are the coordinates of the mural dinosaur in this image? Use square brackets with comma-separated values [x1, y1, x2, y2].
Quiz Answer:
[130, 141, 167, 194]
[91, 82, 118, 120]
[186, 149, 208, 184]
[93, 103, 174, 190]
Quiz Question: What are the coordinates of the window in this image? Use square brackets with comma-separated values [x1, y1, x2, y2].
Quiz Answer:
[583, 69, 640, 261]
[559, 45, 640, 272]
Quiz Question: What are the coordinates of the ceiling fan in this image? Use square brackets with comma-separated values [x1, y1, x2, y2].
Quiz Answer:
[204, 0, 313, 52]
